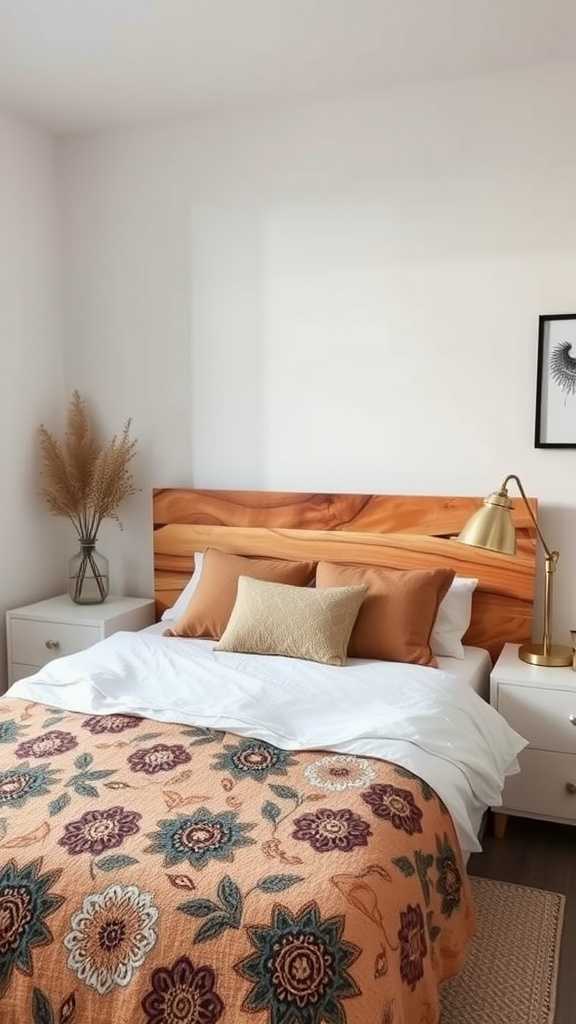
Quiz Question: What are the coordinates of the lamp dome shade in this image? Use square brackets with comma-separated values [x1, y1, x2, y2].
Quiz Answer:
[457, 492, 516, 555]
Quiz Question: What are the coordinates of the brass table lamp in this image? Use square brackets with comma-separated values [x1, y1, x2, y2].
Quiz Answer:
[457, 474, 572, 667]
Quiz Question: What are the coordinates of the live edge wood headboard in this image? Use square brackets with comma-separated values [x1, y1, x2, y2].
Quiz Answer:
[153, 489, 537, 663]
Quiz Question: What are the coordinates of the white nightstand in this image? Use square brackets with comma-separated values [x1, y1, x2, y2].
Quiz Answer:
[6, 595, 155, 686]
[491, 642, 576, 836]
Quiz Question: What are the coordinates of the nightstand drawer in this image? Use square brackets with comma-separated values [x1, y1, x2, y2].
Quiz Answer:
[502, 748, 576, 822]
[11, 618, 100, 667]
[498, 683, 576, 754]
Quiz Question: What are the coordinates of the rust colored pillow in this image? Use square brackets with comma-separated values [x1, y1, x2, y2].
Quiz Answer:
[168, 548, 316, 639]
[315, 562, 455, 666]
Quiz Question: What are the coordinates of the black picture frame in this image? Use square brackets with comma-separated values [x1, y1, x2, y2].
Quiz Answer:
[535, 313, 576, 449]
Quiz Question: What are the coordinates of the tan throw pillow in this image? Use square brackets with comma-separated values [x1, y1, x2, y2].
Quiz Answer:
[316, 562, 455, 666]
[168, 548, 316, 639]
[215, 576, 367, 666]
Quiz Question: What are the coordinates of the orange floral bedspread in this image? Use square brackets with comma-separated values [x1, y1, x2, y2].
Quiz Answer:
[0, 697, 474, 1024]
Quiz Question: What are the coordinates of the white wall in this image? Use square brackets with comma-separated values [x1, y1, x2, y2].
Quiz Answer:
[61, 64, 576, 642]
[0, 112, 67, 690]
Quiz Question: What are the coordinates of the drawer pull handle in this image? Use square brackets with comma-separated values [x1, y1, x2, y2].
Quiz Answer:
[45, 640, 60, 651]
[566, 782, 576, 795]
[570, 715, 576, 725]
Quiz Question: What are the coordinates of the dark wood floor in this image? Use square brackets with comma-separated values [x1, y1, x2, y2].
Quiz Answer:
[468, 816, 576, 1024]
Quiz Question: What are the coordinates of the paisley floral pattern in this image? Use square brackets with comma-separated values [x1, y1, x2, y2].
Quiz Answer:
[292, 808, 371, 853]
[304, 755, 376, 792]
[145, 807, 256, 869]
[0, 858, 64, 996]
[361, 783, 423, 835]
[0, 721, 22, 745]
[128, 744, 192, 775]
[0, 762, 60, 809]
[0, 697, 473, 1023]
[142, 956, 224, 1024]
[435, 832, 463, 917]
[64, 883, 158, 995]
[82, 713, 142, 734]
[15, 730, 77, 760]
[59, 806, 142, 856]
[237, 901, 360, 1024]
[398, 903, 428, 990]
[213, 738, 297, 782]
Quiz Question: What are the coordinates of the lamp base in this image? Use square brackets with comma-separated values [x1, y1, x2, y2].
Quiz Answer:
[518, 642, 573, 668]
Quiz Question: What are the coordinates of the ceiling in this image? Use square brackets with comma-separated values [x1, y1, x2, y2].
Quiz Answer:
[1, 0, 575, 132]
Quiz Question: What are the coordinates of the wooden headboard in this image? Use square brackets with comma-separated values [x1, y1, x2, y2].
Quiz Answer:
[153, 489, 537, 662]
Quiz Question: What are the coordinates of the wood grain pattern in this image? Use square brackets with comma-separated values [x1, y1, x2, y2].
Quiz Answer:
[153, 488, 535, 535]
[153, 489, 537, 661]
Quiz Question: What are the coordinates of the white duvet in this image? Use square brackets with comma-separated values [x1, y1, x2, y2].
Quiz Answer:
[10, 631, 526, 853]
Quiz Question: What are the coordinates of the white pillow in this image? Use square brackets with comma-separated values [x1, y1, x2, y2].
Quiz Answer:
[430, 576, 478, 659]
[161, 552, 204, 621]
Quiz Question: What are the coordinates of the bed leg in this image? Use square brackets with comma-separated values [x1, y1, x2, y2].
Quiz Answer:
[493, 813, 508, 839]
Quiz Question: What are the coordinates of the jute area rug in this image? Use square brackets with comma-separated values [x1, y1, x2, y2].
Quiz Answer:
[441, 876, 565, 1024]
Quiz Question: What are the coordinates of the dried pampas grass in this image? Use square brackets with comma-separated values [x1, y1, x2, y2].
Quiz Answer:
[39, 391, 138, 541]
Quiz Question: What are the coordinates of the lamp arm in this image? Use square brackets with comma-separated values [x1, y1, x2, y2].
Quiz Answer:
[501, 474, 556, 562]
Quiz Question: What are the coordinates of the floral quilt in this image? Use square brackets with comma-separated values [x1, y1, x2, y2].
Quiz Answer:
[0, 697, 474, 1024]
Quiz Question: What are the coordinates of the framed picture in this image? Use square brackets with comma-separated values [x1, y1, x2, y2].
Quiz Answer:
[535, 314, 576, 448]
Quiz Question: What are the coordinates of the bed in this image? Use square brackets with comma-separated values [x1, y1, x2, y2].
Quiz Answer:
[0, 488, 536, 1024]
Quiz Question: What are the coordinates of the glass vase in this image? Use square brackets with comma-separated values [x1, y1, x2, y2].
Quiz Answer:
[68, 540, 109, 604]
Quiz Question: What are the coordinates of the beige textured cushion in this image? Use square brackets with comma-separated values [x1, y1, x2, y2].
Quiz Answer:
[215, 576, 367, 666]
[168, 548, 316, 640]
